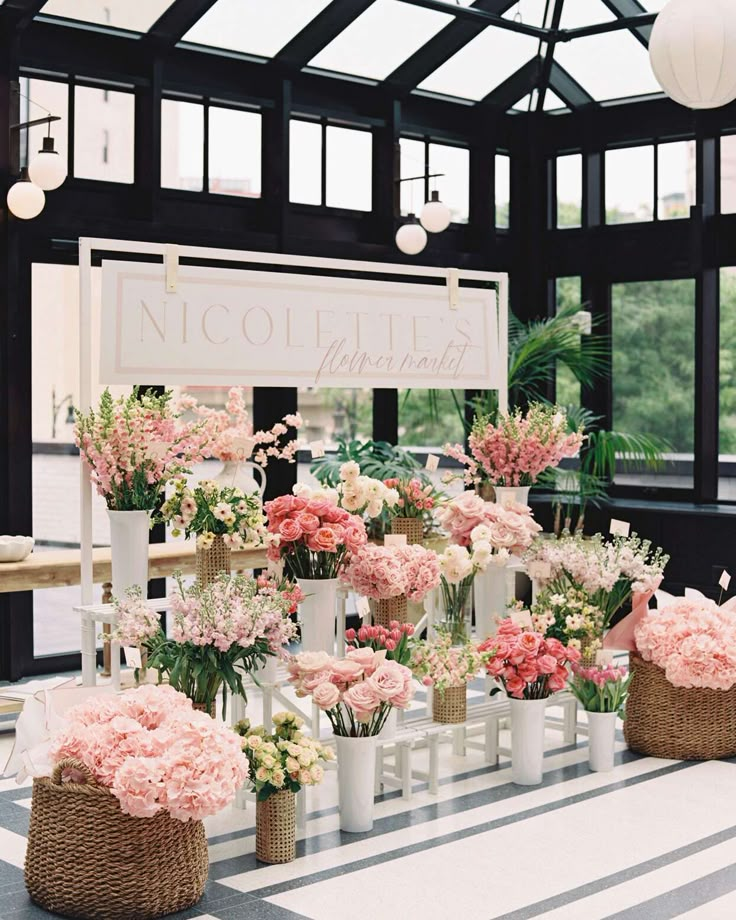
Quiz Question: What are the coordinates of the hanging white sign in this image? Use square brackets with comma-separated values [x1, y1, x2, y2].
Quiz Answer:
[99, 261, 502, 389]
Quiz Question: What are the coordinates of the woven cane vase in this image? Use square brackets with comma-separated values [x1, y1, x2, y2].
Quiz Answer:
[432, 684, 467, 724]
[256, 790, 296, 863]
[192, 701, 217, 718]
[390, 517, 423, 545]
[374, 594, 408, 627]
[579, 636, 601, 668]
[195, 534, 231, 588]
[624, 653, 736, 760]
[25, 758, 208, 920]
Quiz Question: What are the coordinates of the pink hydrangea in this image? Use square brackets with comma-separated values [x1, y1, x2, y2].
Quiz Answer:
[340, 544, 440, 602]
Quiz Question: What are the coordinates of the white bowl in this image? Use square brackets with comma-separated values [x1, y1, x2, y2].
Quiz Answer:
[0, 535, 35, 563]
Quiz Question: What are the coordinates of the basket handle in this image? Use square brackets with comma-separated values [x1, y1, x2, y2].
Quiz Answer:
[50, 757, 99, 787]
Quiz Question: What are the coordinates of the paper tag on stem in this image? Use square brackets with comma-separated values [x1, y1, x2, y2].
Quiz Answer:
[384, 534, 407, 547]
[595, 650, 614, 666]
[425, 454, 440, 472]
[356, 596, 371, 618]
[720, 570, 732, 591]
[309, 440, 325, 458]
[124, 647, 142, 669]
[609, 519, 630, 537]
[510, 609, 533, 628]
[231, 435, 255, 459]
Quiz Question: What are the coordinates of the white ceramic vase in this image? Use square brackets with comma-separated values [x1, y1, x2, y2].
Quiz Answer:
[509, 696, 547, 786]
[107, 510, 151, 599]
[378, 707, 397, 740]
[297, 578, 338, 654]
[587, 711, 618, 772]
[473, 564, 508, 640]
[494, 485, 531, 507]
[214, 460, 266, 499]
[335, 734, 377, 833]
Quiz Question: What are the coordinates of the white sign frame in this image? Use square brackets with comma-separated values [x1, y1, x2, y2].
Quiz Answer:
[78, 237, 509, 606]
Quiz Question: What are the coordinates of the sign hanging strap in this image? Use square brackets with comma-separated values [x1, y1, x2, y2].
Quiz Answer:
[165, 244, 179, 293]
[447, 267, 460, 310]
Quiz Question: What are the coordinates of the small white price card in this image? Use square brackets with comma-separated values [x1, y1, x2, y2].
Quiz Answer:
[527, 561, 551, 580]
[510, 609, 533, 628]
[124, 646, 142, 669]
[609, 519, 630, 537]
[720, 570, 732, 591]
[231, 435, 255, 459]
[595, 650, 614, 666]
[425, 454, 440, 472]
[309, 440, 326, 458]
[356, 596, 371, 618]
[384, 534, 407, 547]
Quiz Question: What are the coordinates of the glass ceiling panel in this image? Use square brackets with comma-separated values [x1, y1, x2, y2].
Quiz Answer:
[554, 30, 662, 100]
[418, 27, 541, 101]
[503, 0, 552, 28]
[559, 0, 616, 28]
[183, 0, 332, 58]
[512, 89, 567, 111]
[309, 0, 453, 82]
[40, 0, 174, 31]
[639, 0, 668, 9]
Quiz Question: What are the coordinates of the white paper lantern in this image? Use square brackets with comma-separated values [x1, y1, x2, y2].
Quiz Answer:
[420, 191, 451, 233]
[395, 214, 427, 255]
[649, 0, 736, 109]
[7, 174, 45, 220]
[28, 137, 67, 191]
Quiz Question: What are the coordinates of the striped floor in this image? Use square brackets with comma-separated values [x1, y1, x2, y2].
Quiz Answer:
[1, 699, 735, 919]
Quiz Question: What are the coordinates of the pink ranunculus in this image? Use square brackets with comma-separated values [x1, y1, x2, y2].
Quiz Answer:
[311, 527, 338, 553]
[518, 632, 542, 655]
[505, 675, 526, 697]
[297, 512, 320, 533]
[279, 518, 303, 542]
[312, 681, 341, 710]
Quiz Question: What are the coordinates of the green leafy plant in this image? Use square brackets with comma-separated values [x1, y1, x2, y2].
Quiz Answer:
[310, 437, 425, 487]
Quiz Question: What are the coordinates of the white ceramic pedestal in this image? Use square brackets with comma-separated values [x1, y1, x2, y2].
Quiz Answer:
[587, 711, 617, 772]
[335, 734, 377, 832]
[494, 486, 531, 507]
[107, 510, 151, 598]
[297, 578, 338, 654]
[473, 565, 508, 640]
[509, 697, 547, 786]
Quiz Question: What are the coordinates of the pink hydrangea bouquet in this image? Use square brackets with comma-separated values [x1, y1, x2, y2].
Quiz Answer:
[112, 574, 297, 717]
[345, 621, 415, 666]
[287, 648, 415, 736]
[479, 618, 580, 700]
[524, 532, 668, 629]
[264, 487, 368, 580]
[569, 661, 630, 715]
[341, 543, 440, 602]
[410, 632, 485, 697]
[634, 598, 736, 690]
[75, 388, 211, 511]
[445, 403, 583, 488]
[234, 711, 334, 801]
[161, 478, 264, 549]
[49, 685, 247, 820]
[438, 490, 541, 555]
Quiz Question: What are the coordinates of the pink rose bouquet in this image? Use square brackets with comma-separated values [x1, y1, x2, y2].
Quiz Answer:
[345, 621, 415, 666]
[479, 618, 580, 699]
[438, 490, 541, 555]
[265, 486, 368, 580]
[340, 543, 440, 602]
[569, 661, 630, 715]
[49, 685, 247, 821]
[445, 403, 583, 488]
[634, 598, 736, 690]
[410, 631, 485, 697]
[384, 476, 442, 523]
[287, 648, 415, 736]
[75, 388, 211, 511]
[161, 478, 264, 549]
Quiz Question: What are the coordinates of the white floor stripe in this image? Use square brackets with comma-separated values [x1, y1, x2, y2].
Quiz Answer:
[674, 888, 736, 918]
[0, 827, 27, 869]
[265, 762, 735, 920]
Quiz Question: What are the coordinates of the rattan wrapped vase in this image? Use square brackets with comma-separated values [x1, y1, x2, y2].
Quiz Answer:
[374, 594, 408, 627]
[580, 636, 601, 668]
[256, 790, 296, 863]
[391, 517, 423, 544]
[195, 533, 231, 587]
[192, 700, 217, 718]
[625, 653, 736, 760]
[432, 684, 467, 724]
[25, 758, 208, 920]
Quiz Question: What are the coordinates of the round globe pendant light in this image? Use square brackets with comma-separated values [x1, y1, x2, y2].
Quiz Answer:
[6, 168, 45, 220]
[420, 190, 451, 233]
[649, 0, 736, 109]
[395, 213, 427, 255]
[28, 136, 67, 190]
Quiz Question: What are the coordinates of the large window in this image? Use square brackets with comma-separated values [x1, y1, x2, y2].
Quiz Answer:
[74, 85, 135, 183]
[290, 120, 372, 210]
[657, 140, 695, 220]
[556, 154, 582, 228]
[21, 77, 69, 177]
[612, 279, 695, 487]
[398, 389, 465, 449]
[606, 145, 654, 224]
[555, 277, 582, 408]
[721, 134, 736, 214]
[161, 99, 205, 191]
[720, 267, 736, 499]
[208, 106, 262, 197]
[495, 153, 510, 229]
[298, 388, 372, 447]
[400, 137, 469, 223]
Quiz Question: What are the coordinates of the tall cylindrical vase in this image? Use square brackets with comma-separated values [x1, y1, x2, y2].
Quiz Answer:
[374, 594, 407, 627]
[494, 486, 531, 507]
[335, 734, 377, 833]
[107, 510, 150, 598]
[587, 711, 617, 772]
[509, 697, 547, 786]
[256, 790, 296, 863]
[473, 565, 508, 640]
[391, 517, 423, 544]
[296, 578, 338, 654]
[195, 534, 232, 588]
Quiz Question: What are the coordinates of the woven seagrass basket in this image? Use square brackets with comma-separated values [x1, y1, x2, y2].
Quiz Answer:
[256, 790, 296, 863]
[432, 684, 467, 724]
[624, 653, 736, 761]
[25, 758, 208, 920]
[192, 700, 217, 718]
[390, 517, 423, 545]
[374, 594, 408, 627]
[195, 534, 231, 587]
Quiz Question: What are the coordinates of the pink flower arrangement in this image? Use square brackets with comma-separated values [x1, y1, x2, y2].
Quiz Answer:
[384, 477, 439, 518]
[345, 621, 415, 665]
[479, 618, 580, 699]
[438, 490, 541, 555]
[569, 661, 630, 714]
[287, 648, 415, 736]
[49, 685, 247, 821]
[445, 403, 583, 488]
[75, 388, 211, 511]
[410, 632, 485, 696]
[256, 572, 305, 615]
[264, 488, 368, 580]
[634, 598, 736, 690]
[341, 544, 440, 602]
